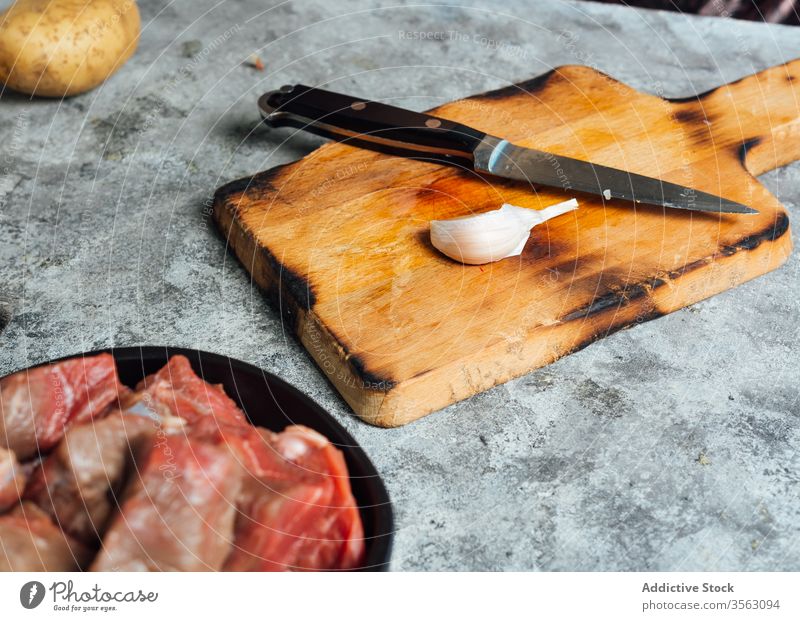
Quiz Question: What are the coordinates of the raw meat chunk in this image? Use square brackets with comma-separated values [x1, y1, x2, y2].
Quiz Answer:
[91, 435, 242, 571]
[126, 355, 247, 428]
[223, 425, 365, 571]
[0, 502, 91, 571]
[224, 478, 336, 571]
[25, 412, 156, 543]
[0, 447, 25, 512]
[0, 354, 119, 459]
[190, 417, 299, 482]
[271, 426, 365, 569]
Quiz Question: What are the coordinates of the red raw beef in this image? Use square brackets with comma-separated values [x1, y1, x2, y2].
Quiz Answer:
[189, 416, 299, 482]
[224, 477, 336, 571]
[25, 412, 156, 543]
[223, 425, 365, 571]
[125, 355, 247, 428]
[0, 502, 91, 571]
[2, 353, 367, 573]
[0, 354, 120, 459]
[91, 434, 242, 571]
[0, 447, 25, 513]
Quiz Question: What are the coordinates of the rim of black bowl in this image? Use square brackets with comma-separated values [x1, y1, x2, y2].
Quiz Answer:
[22, 345, 394, 572]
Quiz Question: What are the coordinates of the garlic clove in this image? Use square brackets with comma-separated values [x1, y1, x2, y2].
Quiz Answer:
[430, 206, 530, 265]
[430, 198, 578, 265]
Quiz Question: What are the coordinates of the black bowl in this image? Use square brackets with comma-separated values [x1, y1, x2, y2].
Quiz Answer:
[24, 346, 394, 571]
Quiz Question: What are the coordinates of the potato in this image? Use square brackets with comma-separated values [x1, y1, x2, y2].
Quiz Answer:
[0, 0, 140, 97]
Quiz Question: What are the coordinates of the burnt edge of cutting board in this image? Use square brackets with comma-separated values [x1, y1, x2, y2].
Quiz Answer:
[213, 175, 398, 421]
[213, 65, 794, 426]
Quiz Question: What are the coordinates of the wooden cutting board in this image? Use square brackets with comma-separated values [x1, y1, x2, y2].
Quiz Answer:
[214, 59, 799, 427]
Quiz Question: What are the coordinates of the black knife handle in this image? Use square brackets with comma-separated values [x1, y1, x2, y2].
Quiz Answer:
[259, 85, 486, 167]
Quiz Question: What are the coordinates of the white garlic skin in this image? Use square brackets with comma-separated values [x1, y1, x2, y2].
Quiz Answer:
[430, 199, 578, 265]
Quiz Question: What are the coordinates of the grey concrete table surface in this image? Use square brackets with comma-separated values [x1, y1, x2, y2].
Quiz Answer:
[1, 0, 798, 571]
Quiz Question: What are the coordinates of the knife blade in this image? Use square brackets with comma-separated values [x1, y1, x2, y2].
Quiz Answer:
[258, 85, 756, 215]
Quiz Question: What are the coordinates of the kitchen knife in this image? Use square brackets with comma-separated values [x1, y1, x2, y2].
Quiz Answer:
[258, 85, 756, 215]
